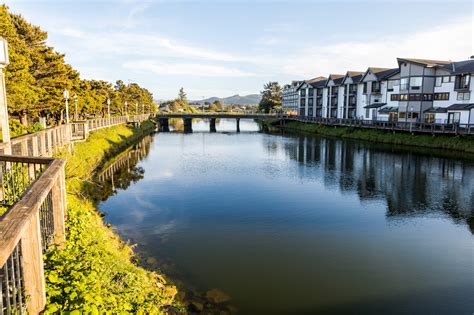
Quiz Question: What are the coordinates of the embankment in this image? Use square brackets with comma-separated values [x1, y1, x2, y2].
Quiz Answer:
[43, 121, 181, 314]
[263, 120, 474, 154]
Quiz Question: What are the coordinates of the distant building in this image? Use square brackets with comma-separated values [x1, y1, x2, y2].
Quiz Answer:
[282, 81, 301, 113]
[286, 56, 474, 125]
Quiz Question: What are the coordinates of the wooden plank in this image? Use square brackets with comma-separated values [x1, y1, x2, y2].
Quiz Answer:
[21, 212, 46, 314]
[51, 166, 66, 244]
[0, 159, 65, 266]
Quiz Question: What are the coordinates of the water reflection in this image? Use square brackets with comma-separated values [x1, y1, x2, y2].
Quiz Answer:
[97, 135, 153, 200]
[277, 135, 473, 229]
[97, 121, 473, 314]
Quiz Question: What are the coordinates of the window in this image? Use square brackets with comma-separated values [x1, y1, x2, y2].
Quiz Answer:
[400, 78, 409, 90]
[399, 112, 406, 119]
[308, 98, 314, 106]
[434, 93, 450, 101]
[455, 74, 470, 90]
[408, 94, 422, 101]
[372, 81, 381, 93]
[300, 99, 305, 106]
[363, 82, 368, 94]
[435, 77, 442, 87]
[390, 94, 400, 101]
[399, 94, 408, 101]
[387, 80, 398, 91]
[425, 113, 435, 124]
[422, 94, 433, 101]
[410, 77, 422, 89]
[366, 108, 370, 118]
[442, 76, 450, 83]
[457, 92, 471, 101]
[308, 88, 314, 97]
[300, 89, 306, 97]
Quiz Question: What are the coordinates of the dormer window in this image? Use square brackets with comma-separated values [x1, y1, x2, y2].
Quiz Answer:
[455, 74, 470, 90]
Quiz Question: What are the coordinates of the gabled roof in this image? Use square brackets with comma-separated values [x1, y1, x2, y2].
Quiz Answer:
[310, 79, 327, 88]
[296, 76, 326, 90]
[438, 59, 474, 75]
[361, 67, 399, 82]
[364, 103, 387, 109]
[325, 74, 344, 87]
[397, 58, 451, 67]
[342, 71, 364, 84]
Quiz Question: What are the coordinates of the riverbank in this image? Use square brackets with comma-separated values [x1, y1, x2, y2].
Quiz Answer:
[263, 120, 474, 154]
[43, 121, 180, 314]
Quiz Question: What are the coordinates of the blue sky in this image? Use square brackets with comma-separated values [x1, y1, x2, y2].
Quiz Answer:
[6, 0, 474, 100]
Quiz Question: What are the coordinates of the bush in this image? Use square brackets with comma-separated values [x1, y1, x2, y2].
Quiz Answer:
[9, 118, 27, 138]
[27, 122, 44, 134]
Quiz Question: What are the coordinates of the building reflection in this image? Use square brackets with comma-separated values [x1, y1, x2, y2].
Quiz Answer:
[277, 134, 474, 232]
[97, 135, 153, 200]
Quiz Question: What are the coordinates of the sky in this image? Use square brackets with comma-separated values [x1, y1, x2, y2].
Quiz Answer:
[5, 0, 474, 100]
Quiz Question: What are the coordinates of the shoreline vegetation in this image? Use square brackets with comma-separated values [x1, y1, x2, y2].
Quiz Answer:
[43, 121, 181, 314]
[262, 120, 474, 156]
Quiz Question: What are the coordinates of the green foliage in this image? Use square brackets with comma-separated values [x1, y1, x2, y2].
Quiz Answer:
[27, 121, 44, 133]
[0, 5, 157, 126]
[259, 81, 281, 113]
[44, 122, 178, 313]
[8, 118, 27, 138]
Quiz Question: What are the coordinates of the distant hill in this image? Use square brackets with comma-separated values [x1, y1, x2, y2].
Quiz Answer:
[192, 94, 261, 105]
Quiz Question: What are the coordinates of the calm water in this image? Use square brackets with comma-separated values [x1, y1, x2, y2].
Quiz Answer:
[99, 119, 474, 314]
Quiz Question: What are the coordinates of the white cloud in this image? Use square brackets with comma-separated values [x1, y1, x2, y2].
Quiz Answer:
[123, 60, 257, 77]
[56, 28, 86, 39]
[277, 16, 473, 78]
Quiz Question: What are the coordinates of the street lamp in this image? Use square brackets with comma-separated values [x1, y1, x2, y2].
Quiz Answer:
[73, 94, 78, 120]
[0, 37, 11, 145]
[63, 89, 70, 124]
[107, 98, 111, 121]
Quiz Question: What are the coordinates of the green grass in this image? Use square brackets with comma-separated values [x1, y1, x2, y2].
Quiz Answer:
[268, 120, 474, 154]
[43, 121, 180, 314]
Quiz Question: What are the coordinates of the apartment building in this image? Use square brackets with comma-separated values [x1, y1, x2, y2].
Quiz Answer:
[282, 81, 301, 113]
[282, 56, 474, 125]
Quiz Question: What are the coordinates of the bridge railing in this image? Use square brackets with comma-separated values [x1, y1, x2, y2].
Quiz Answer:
[0, 155, 66, 314]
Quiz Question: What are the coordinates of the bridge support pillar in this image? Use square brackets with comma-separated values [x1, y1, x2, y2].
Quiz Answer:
[158, 118, 170, 132]
[210, 118, 217, 132]
[183, 118, 193, 133]
[236, 118, 240, 133]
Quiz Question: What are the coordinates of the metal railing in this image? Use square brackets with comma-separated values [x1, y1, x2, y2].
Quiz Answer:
[0, 155, 66, 314]
[281, 115, 474, 135]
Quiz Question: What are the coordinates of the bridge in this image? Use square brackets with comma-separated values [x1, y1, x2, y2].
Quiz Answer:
[154, 113, 278, 132]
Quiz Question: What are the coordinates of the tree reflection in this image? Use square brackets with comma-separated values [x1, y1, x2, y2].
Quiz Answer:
[97, 135, 153, 201]
[271, 134, 474, 233]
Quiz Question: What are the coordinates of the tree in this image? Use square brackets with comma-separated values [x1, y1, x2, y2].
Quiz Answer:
[178, 87, 187, 102]
[212, 100, 223, 111]
[258, 81, 281, 113]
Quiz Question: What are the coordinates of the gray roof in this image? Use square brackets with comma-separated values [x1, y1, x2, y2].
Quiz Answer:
[424, 107, 448, 113]
[439, 59, 474, 74]
[364, 103, 387, 109]
[378, 106, 398, 113]
[446, 103, 474, 110]
[310, 79, 327, 88]
[397, 58, 451, 67]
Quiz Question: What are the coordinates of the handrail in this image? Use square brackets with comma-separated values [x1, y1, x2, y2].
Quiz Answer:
[0, 156, 67, 313]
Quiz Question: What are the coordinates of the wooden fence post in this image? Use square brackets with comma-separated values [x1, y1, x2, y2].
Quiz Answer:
[22, 212, 47, 314]
[51, 165, 67, 244]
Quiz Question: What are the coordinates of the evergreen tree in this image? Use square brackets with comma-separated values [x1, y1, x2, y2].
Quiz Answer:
[258, 81, 282, 113]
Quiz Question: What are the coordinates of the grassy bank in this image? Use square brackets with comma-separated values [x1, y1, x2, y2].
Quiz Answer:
[43, 121, 180, 314]
[266, 120, 474, 154]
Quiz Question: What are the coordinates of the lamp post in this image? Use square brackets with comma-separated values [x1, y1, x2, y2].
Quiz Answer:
[410, 106, 414, 133]
[107, 98, 111, 122]
[0, 37, 11, 146]
[63, 89, 70, 124]
[73, 94, 78, 120]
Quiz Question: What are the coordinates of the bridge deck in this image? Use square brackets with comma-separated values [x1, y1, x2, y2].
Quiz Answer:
[155, 113, 278, 119]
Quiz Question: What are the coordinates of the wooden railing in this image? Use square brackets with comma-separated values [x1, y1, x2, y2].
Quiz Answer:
[0, 155, 66, 314]
[281, 115, 474, 135]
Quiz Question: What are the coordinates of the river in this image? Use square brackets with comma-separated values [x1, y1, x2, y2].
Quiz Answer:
[98, 119, 473, 314]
